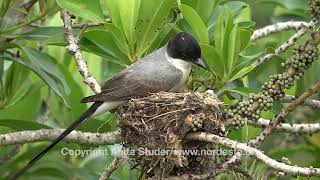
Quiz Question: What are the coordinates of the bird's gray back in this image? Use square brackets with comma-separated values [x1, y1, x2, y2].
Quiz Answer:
[80, 47, 183, 103]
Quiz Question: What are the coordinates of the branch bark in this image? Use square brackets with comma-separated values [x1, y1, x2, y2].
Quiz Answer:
[250, 81, 320, 146]
[0, 129, 121, 146]
[281, 95, 320, 109]
[251, 21, 316, 41]
[60, 9, 101, 93]
[248, 119, 320, 134]
[253, 21, 317, 67]
[186, 132, 320, 177]
[99, 156, 123, 180]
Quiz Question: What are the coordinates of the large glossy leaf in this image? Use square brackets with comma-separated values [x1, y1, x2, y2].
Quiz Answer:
[0, 0, 12, 17]
[135, 0, 177, 57]
[214, 14, 224, 56]
[2, 62, 30, 108]
[103, 24, 130, 57]
[105, 0, 141, 51]
[56, 0, 105, 21]
[0, 119, 51, 131]
[239, 29, 252, 51]
[2, 56, 70, 107]
[224, 87, 260, 97]
[229, 64, 256, 82]
[200, 43, 224, 78]
[269, 145, 320, 167]
[0, 83, 42, 121]
[17, 27, 65, 42]
[21, 47, 71, 95]
[208, 1, 248, 39]
[82, 29, 131, 65]
[181, 0, 219, 25]
[214, 7, 234, 61]
[226, 24, 240, 72]
[179, 4, 209, 44]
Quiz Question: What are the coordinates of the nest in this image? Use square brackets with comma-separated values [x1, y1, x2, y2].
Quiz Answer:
[116, 92, 227, 178]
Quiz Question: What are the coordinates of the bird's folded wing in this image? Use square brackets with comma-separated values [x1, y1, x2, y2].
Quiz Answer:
[80, 67, 182, 103]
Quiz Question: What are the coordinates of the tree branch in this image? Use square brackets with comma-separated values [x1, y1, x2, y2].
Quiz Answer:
[250, 81, 320, 146]
[253, 21, 317, 67]
[281, 95, 320, 109]
[0, 129, 121, 146]
[186, 132, 320, 177]
[248, 119, 320, 134]
[99, 156, 123, 180]
[60, 9, 101, 93]
[251, 21, 316, 41]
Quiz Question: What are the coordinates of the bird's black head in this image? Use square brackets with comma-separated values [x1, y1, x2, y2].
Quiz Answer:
[167, 32, 206, 69]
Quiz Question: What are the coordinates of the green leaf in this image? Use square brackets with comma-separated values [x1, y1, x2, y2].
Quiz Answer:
[103, 24, 130, 56]
[214, 14, 224, 55]
[256, 0, 286, 7]
[224, 87, 259, 97]
[239, 28, 252, 51]
[0, 119, 51, 131]
[17, 27, 65, 42]
[0, 60, 3, 90]
[56, 0, 105, 21]
[225, 1, 249, 17]
[0, 0, 12, 17]
[181, 0, 218, 25]
[226, 24, 240, 72]
[229, 64, 256, 82]
[269, 145, 320, 167]
[20, 47, 71, 95]
[82, 29, 131, 65]
[136, 0, 177, 57]
[208, 1, 247, 37]
[238, 21, 256, 29]
[2, 62, 31, 108]
[2, 55, 70, 108]
[200, 43, 224, 78]
[179, 4, 209, 44]
[105, 0, 141, 50]
[0, 83, 42, 121]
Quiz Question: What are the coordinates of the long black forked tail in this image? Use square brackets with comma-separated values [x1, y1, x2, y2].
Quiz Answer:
[10, 101, 104, 180]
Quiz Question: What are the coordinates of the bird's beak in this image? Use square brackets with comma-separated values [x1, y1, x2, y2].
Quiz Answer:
[194, 58, 207, 69]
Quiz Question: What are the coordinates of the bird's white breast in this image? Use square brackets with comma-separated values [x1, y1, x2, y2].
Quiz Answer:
[166, 53, 192, 90]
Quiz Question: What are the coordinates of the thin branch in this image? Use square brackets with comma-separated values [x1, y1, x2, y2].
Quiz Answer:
[281, 95, 320, 109]
[99, 156, 123, 180]
[251, 21, 316, 41]
[0, 129, 121, 146]
[248, 119, 320, 134]
[186, 132, 320, 177]
[253, 21, 317, 67]
[60, 9, 101, 93]
[249, 81, 320, 146]
[72, 19, 111, 29]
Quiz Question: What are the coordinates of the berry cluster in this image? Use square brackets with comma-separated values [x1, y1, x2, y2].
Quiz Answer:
[309, 0, 320, 21]
[191, 117, 203, 132]
[227, 42, 319, 129]
[282, 43, 318, 73]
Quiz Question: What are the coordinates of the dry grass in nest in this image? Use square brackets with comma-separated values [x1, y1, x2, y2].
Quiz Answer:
[116, 92, 226, 178]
